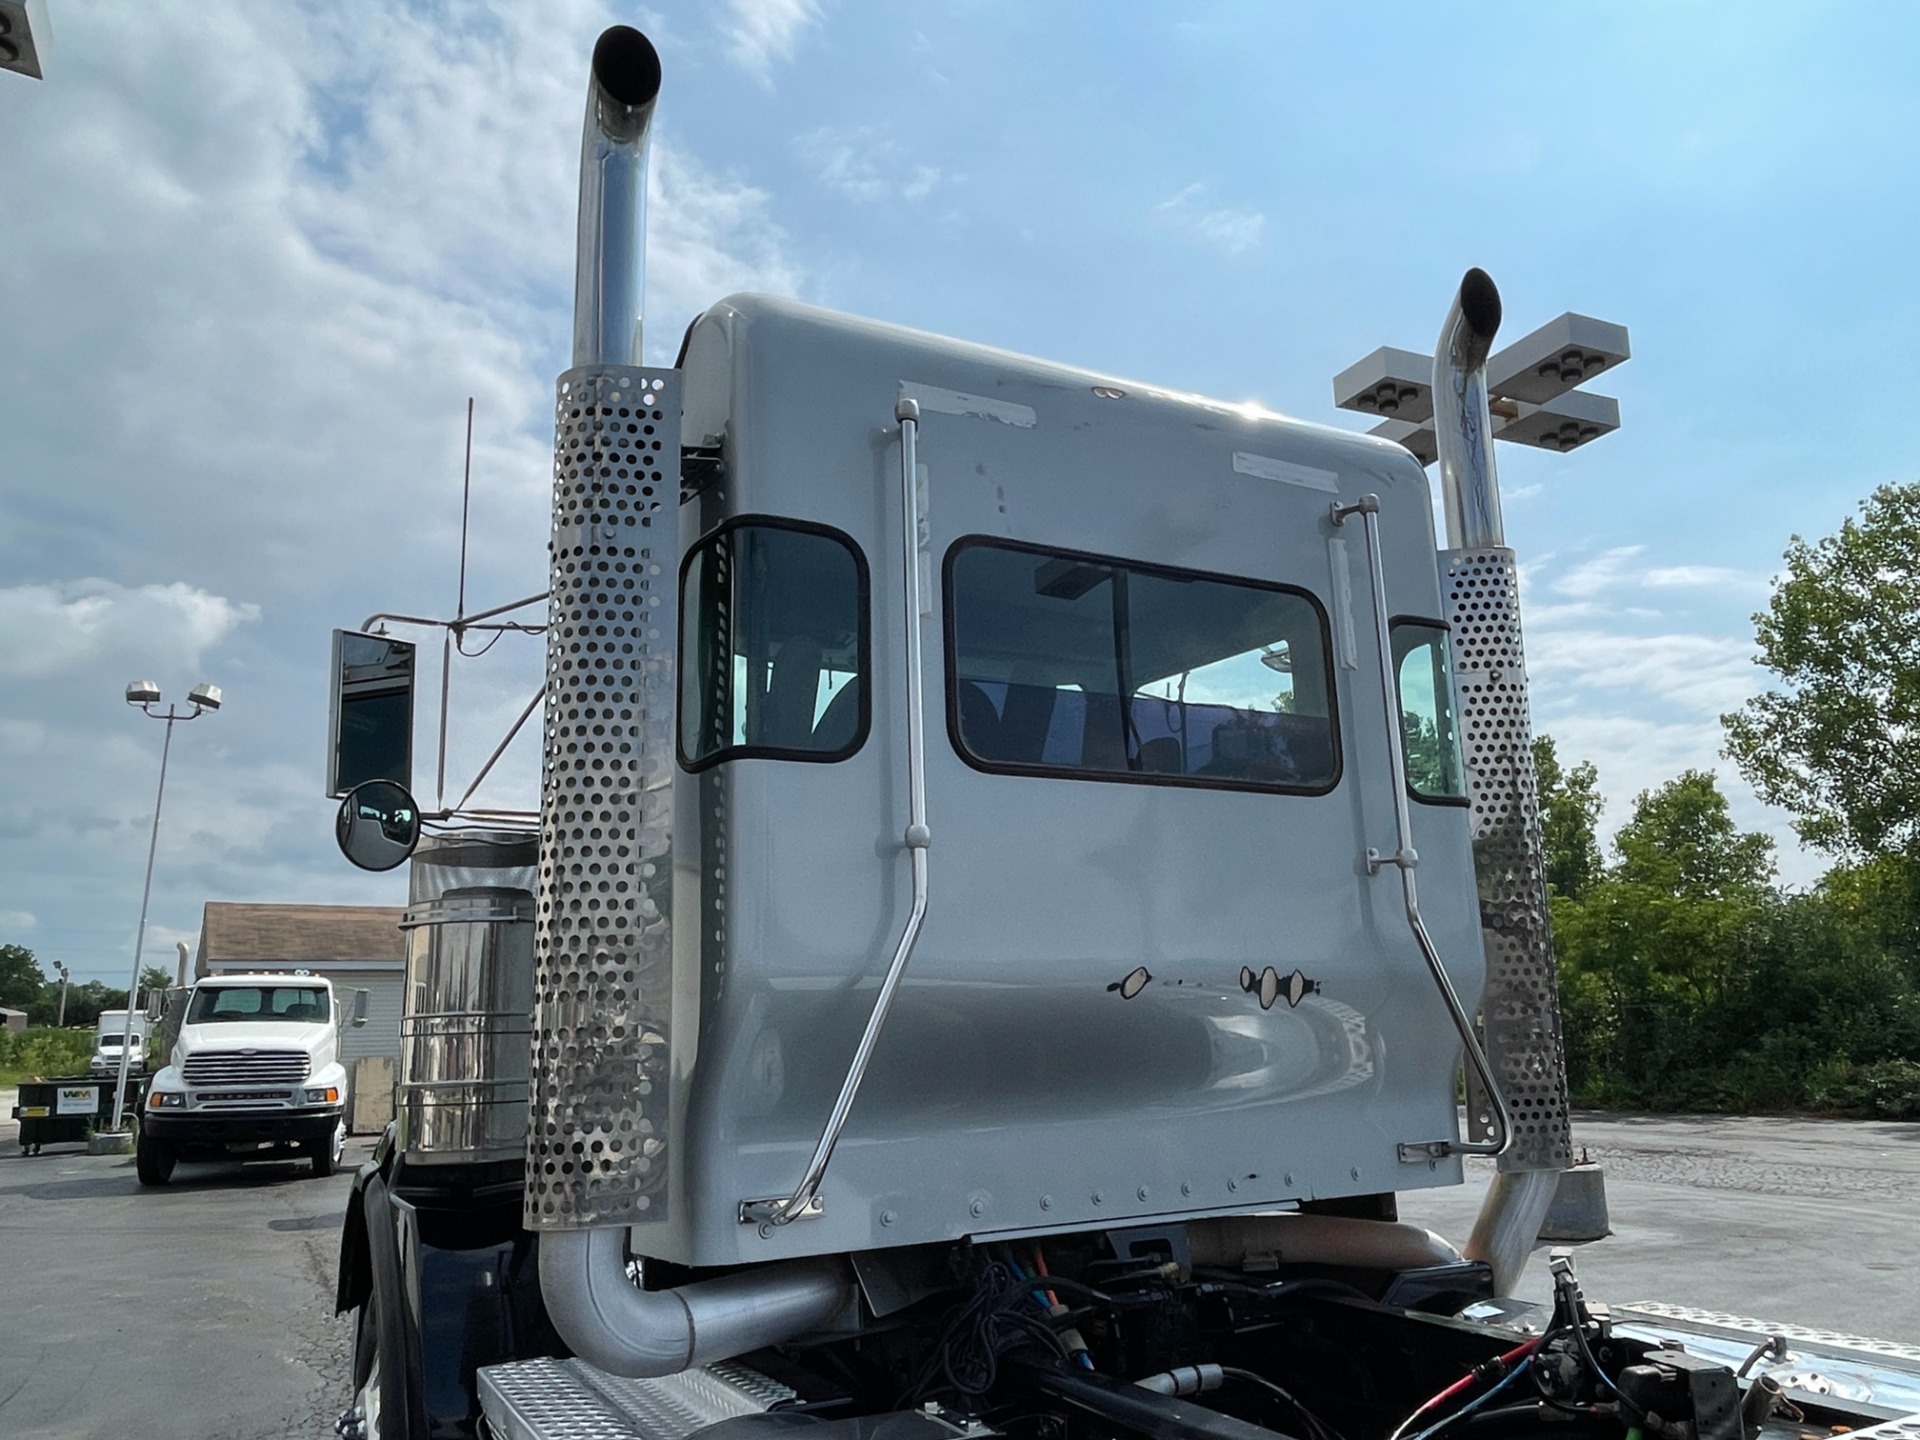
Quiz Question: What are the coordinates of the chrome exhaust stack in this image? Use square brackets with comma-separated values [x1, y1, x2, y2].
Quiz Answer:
[573, 25, 660, 368]
[1435, 268, 1506, 550]
[1430, 269, 1575, 1294]
[528, 25, 853, 1379]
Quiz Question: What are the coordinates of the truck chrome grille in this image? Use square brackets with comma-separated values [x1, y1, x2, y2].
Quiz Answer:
[183, 1052, 310, 1087]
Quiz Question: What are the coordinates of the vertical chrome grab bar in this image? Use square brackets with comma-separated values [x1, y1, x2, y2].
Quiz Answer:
[742, 398, 933, 1229]
[1331, 494, 1510, 1160]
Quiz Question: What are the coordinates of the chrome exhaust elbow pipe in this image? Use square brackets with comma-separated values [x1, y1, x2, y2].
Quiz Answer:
[1434, 267, 1504, 550]
[538, 1229, 853, 1379]
[573, 26, 661, 368]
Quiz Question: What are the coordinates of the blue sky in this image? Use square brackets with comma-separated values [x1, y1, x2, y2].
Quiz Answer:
[3, 0, 1918, 983]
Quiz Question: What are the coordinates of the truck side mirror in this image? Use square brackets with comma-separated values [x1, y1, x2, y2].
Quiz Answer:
[144, 990, 165, 1023]
[352, 988, 370, 1029]
[328, 629, 417, 799]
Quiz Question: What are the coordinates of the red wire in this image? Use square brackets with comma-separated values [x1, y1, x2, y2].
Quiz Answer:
[1032, 1245, 1060, 1309]
[1391, 1338, 1541, 1440]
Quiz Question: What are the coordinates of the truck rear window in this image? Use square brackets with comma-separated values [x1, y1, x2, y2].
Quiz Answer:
[945, 539, 1339, 793]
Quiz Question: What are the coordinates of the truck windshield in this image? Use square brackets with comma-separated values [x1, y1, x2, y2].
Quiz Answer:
[946, 539, 1338, 792]
[187, 986, 330, 1024]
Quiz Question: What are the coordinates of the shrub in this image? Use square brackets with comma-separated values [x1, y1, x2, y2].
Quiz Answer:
[0, 1026, 94, 1081]
[1808, 1059, 1920, 1119]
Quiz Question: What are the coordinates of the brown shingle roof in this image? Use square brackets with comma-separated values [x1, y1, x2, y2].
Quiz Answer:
[198, 902, 405, 967]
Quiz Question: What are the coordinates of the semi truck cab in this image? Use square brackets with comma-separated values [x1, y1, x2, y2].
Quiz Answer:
[138, 970, 365, 1185]
[330, 25, 1920, 1440]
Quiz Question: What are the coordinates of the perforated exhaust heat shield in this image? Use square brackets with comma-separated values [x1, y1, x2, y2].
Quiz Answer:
[1443, 548, 1572, 1172]
[527, 366, 682, 1230]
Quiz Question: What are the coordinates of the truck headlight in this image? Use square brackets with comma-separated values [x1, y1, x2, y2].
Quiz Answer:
[304, 1087, 340, 1105]
[147, 1091, 185, 1109]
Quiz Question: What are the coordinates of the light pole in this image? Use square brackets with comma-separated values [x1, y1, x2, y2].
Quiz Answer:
[54, 961, 69, 1027]
[109, 680, 222, 1134]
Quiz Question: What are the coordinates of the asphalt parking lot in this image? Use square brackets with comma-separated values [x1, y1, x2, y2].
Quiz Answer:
[0, 1090, 376, 1440]
[2, 1102, 1918, 1438]
[1400, 1111, 1920, 1342]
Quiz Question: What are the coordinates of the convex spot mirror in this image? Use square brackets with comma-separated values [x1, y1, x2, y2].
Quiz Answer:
[336, 779, 421, 873]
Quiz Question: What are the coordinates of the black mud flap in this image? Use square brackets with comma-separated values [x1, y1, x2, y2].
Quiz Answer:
[336, 1156, 378, 1317]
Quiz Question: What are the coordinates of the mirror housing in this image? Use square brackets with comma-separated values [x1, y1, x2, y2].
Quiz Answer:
[335, 779, 422, 873]
[143, 990, 165, 1023]
[352, 987, 370, 1029]
[327, 629, 417, 799]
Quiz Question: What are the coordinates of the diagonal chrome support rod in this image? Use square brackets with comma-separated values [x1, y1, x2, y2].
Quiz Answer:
[744, 397, 933, 1230]
[1332, 494, 1510, 1160]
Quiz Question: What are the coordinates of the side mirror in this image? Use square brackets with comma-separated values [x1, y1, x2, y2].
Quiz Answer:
[327, 629, 417, 799]
[352, 988, 370, 1029]
[144, 991, 164, 1023]
[335, 779, 421, 873]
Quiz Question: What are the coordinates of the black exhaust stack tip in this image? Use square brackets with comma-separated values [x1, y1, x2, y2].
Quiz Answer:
[1459, 267, 1502, 343]
[593, 26, 662, 109]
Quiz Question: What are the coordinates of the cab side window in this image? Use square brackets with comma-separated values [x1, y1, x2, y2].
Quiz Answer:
[680, 519, 870, 769]
[1391, 620, 1467, 804]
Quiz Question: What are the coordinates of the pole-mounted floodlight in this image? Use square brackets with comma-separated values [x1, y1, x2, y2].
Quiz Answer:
[108, 681, 221, 1134]
[1333, 310, 1630, 466]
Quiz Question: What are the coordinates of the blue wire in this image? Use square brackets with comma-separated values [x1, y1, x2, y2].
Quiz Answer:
[1407, 1358, 1532, 1440]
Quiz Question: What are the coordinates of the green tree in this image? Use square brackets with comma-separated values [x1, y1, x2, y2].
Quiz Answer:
[1552, 771, 1778, 1105]
[1613, 769, 1774, 902]
[62, 981, 129, 1030]
[0, 943, 45, 1012]
[139, 965, 174, 996]
[1533, 736, 1603, 900]
[1724, 481, 1920, 859]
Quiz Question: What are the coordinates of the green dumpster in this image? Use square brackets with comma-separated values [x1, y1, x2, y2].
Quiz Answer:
[12, 1074, 142, 1155]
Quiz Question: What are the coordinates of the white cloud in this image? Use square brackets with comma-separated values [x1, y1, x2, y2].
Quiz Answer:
[652, 147, 807, 311]
[0, 1, 809, 983]
[1551, 545, 1645, 597]
[0, 581, 260, 680]
[1528, 628, 1757, 716]
[795, 125, 945, 204]
[1642, 564, 1761, 589]
[0, 911, 37, 934]
[717, 0, 825, 83]
[1520, 546, 1817, 885]
[1156, 183, 1267, 257]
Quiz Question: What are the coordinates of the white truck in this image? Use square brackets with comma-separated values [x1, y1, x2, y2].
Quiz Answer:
[87, 1009, 148, 1076]
[137, 969, 364, 1185]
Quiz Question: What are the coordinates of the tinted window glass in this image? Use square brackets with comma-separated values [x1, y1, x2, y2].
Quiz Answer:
[680, 521, 868, 767]
[1392, 621, 1466, 802]
[947, 541, 1338, 792]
